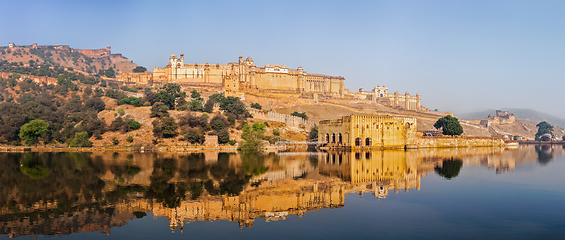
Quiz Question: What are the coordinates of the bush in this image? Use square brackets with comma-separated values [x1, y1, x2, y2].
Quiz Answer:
[309, 125, 318, 140]
[152, 116, 178, 138]
[184, 128, 205, 144]
[250, 103, 262, 110]
[118, 108, 125, 116]
[112, 137, 119, 145]
[126, 135, 134, 142]
[150, 102, 169, 118]
[210, 115, 229, 131]
[291, 112, 308, 120]
[69, 131, 92, 147]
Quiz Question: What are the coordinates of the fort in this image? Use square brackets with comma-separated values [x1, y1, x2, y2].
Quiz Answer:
[480, 110, 516, 127]
[116, 53, 425, 110]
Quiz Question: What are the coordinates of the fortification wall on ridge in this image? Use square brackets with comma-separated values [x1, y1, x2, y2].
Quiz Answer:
[249, 108, 316, 130]
[0, 72, 58, 85]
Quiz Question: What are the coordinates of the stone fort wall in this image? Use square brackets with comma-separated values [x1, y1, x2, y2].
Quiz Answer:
[249, 108, 316, 130]
[0, 72, 58, 85]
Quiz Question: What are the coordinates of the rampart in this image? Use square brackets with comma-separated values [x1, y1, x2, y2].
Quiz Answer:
[0, 72, 58, 85]
[416, 136, 506, 148]
[249, 108, 316, 130]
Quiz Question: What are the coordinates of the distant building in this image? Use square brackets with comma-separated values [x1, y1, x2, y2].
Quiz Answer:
[480, 110, 515, 127]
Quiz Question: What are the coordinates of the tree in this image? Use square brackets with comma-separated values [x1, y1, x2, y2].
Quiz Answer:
[153, 116, 178, 138]
[238, 122, 266, 152]
[433, 115, 463, 136]
[216, 128, 230, 144]
[19, 119, 49, 146]
[105, 67, 115, 78]
[210, 115, 228, 131]
[291, 111, 308, 120]
[156, 83, 184, 110]
[535, 121, 554, 140]
[184, 128, 205, 144]
[434, 158, 463, 180]
[309, 125, 318, 140]
[250, 103, 262, 110]
[150, 102, 170, 118]
[69, 131, 93, 147]
[203, 99, 215, 113]
[133, 66, 147, 73]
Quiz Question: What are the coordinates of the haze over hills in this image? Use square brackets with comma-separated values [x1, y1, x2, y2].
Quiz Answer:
[456, 108, 565, 128]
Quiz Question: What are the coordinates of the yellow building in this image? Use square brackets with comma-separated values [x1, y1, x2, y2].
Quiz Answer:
[318, 150, 421, 198]
[152, 53, 345, 97]
[318, 114, 418, 150]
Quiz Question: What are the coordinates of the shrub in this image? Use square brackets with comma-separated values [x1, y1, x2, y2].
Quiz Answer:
[126, 135, 134, 142]
[118, 108, 125, 116]
[250, 103, 262, 110]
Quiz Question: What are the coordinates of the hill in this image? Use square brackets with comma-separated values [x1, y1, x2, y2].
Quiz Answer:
[0, 44, 140, 75]
[456, 108, 565, 128]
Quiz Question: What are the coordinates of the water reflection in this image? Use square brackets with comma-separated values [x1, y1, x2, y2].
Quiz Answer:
[0, 145, 563, 238]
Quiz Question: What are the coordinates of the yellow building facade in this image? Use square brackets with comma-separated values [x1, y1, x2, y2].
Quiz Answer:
[152, 53, 345, 96]
[318, 115, 418, 150]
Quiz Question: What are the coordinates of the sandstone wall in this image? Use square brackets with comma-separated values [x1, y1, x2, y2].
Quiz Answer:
[0, 71, 58, 85]
[417, 137, 505, 148]
[249, 108, 316, 130]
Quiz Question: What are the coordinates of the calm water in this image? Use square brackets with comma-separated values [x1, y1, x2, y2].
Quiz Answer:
[1, 145, 564, 239]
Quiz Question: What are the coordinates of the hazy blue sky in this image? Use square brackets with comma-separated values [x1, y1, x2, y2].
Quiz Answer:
[2, 0, 564, 118]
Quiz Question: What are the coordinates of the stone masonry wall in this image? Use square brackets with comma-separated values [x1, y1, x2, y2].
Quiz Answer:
[0, 72, 58, 85]
[249, 108, 316, 130]
[417, 137, 505, 148]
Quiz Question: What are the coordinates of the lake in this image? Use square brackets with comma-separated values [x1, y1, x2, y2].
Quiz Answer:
[1, 145, 564, 239]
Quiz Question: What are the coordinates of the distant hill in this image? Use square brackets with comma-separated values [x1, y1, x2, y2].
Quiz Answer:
[0, 44, 139, 75]
[456, 108, 565, 128]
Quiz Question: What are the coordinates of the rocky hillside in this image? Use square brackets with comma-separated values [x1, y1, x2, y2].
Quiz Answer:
[0, 44, 139, 75]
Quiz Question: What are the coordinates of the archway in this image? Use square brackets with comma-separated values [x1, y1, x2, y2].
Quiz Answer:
[338, 133, 342, 144]
[355, 138, 362, 147]
[325, 133, 330, 143]
[331, 133, 336, 143]
[365, 138, 372, 146]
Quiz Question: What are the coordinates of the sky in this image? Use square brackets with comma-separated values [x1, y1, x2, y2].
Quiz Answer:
[2, 0, 564, 118]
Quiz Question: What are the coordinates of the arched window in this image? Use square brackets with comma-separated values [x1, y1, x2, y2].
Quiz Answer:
[325, 133, 330, 143]
[365, 138, 372, 146]
[355, 138, 362, 147]
[338, 133, 342, 144]
[332, 133, 336, 143]
[365, 151, 371, 160]
[355, 151, 361, 160]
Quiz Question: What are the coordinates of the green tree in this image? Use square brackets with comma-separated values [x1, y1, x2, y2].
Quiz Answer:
[291, 111, 308, 120]
[184, 128, 205, 144]
[433, 115, 463, 136]
[191, 90, 203, 101]
[19, 119, 49, 146]
[216, 128, 230, 144]
[238, 122, 266, 152]
[150, 102, 170, 118]
[156, 83, 185, 110]
[153, 116, 178, 138]
[189, 99, 204, 112]
[309, 125, 318, 140]
[250, 103, 262, 110]
[105, 67, 115, 78]
[133, 66, 147, 73]
[535, 121, 554, 140]
[203, 99, 215, 113]
[69, 131, 93, 147]
[434, 158, 463, 180]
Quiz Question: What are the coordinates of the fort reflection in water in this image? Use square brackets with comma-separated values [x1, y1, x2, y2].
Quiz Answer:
[1, 145, 563, 238]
